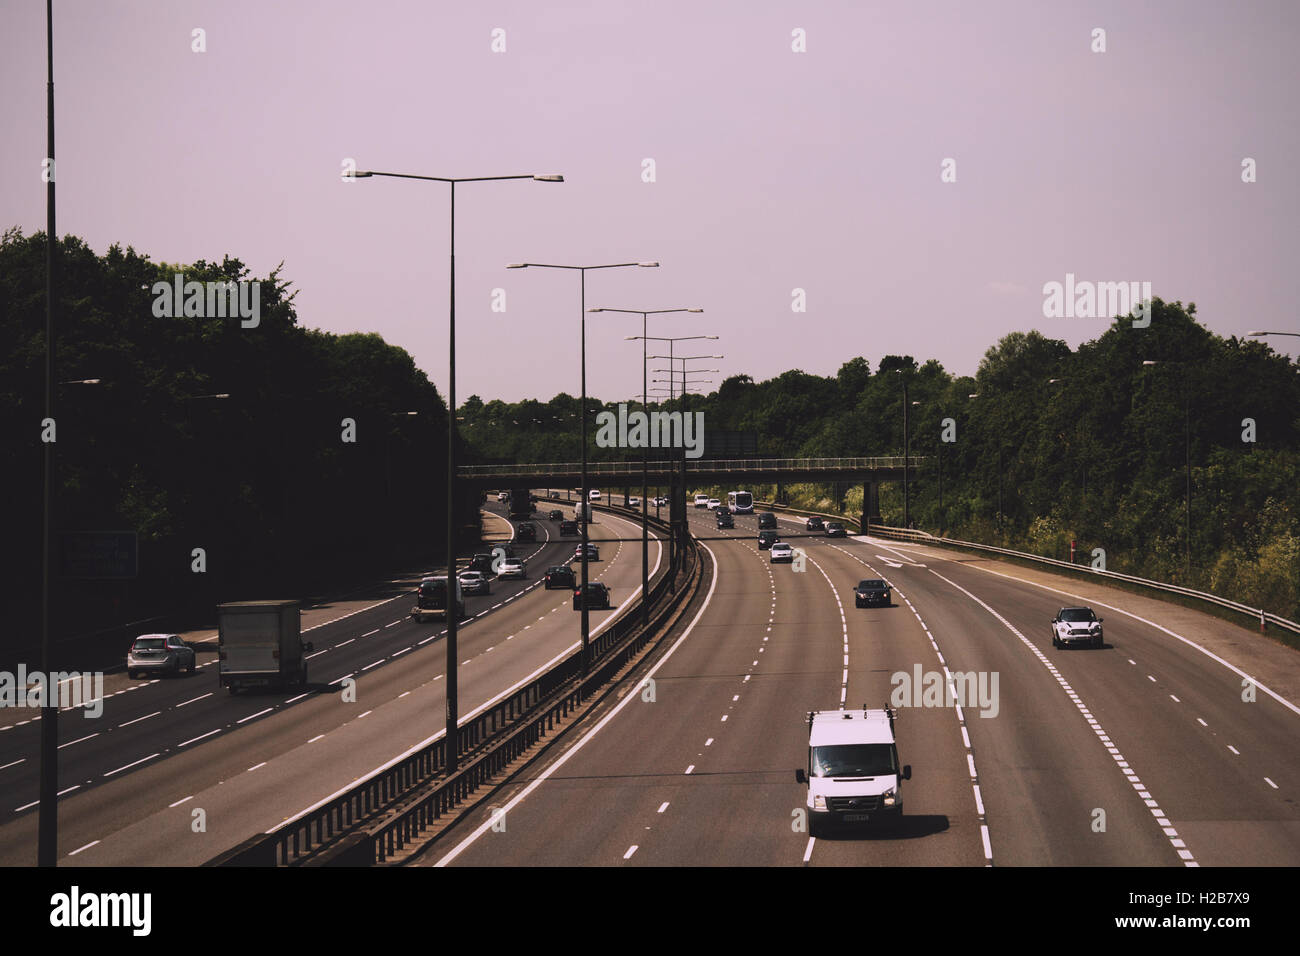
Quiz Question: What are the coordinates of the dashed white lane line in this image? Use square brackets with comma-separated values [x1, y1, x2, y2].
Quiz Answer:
[336, 638, 355, 648]
[361, 660, 384, 671]
[67, 840, 100, 857]
[0, 758, 25, 771]
[248, 762, 267, 772]
[169, 795, 193, 807]
[237, 707, 273, 724]
[1227, 745, 1239, 755]
[58, 732, 100, 750]
[657, 802, 669, 813]
[284, 693, 310, 705]
[308, 734, 326, 743]
[104, 752, 161, 777]
[685, 765, 695, 774]
[1265, 777, 1278, 789]
[176, 692, 212, 708]
[179, 728, 221, 747]
[929, 567, 1196, 867]
[623, 845, 638, 860]
[362, 629, 380, 637]
[802, 838, 815, 863]
[117, 710, 161, 729]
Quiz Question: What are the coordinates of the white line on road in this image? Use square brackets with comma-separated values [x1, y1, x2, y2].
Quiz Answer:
[58, 732, 100, 750]
[104, 752, 161, 777]
[179, 728, 221, 747]
[169, 796, 193, 807]
[118, 711, 161, 728]
[237, 708, 273, 724]
[68, 840, 100, 857]
[176, 693, 213, 708]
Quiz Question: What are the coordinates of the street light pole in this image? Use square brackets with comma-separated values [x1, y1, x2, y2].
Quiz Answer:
[592, 307, 702, 627]
[508, 262, 659, 673]
[39, 0, 58, 868]
[353, 168, 561, 773]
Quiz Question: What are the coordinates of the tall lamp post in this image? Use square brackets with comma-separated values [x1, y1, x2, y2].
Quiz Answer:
[507, 262, 659, 673]
[352, 167, 561, 773]
[633, 336, 718, 566]
[589, 308, 702, 627]
[39, 0, 58, 867]
[893, 369, 911, 528]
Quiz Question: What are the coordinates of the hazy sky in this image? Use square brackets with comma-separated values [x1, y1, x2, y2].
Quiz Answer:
[3, 0, 1297, 403]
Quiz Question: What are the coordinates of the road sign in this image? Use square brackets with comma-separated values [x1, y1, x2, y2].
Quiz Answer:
[59, 531, 138, 579]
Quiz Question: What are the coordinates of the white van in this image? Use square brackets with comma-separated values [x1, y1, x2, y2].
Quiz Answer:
[795, 707, 910, 836]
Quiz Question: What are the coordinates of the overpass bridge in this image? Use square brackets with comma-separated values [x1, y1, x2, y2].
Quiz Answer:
[459, 456, 927, 529]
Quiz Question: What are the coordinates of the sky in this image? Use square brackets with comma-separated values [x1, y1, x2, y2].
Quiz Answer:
[3, 0, 1297, 404]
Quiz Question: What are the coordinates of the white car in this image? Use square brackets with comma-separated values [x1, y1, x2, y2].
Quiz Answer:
[496, 491, 509, 502]
[1051, 607, 1104, 649]
[694, 494, 710, 509]
[589, 489, 602, 502]
[627, 496, 641, 507]
[707, 498, 721, 510]
[769, 542, 794, 563]
[654, 496, 668, 506]
[497, 558, 527, 580]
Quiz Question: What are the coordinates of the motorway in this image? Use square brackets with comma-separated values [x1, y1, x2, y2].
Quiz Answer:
[427, 504, 1300, 867]
[0, 501, 662, 865]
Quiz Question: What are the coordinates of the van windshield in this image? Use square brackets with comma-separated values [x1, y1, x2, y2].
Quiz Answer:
[811, 744, 897, 778]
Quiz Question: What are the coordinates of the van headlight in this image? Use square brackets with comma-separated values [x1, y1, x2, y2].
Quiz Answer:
[881, 790, 897, 807]
[812, 794, 826, 810]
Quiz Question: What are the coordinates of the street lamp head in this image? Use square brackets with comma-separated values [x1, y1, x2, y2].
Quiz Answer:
[352, 170, 374, 178]
[637, 262, 660, 268]
[1247, 331, 1265, 336]
[687, 308, 704, 313]
[533, 175, 564, 182]
[506, 263, 528, 269]
[1142, 360, 1159, 366]
[588, 308, 604, 312]
[968, 393, 979, 399]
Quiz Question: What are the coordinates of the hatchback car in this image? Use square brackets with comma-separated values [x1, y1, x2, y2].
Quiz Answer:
[825, 522, 847, 538]
[548, 509, 564, 521]
[757, 530, 779, 550]
[770, 542, 794, 563]
[573, 543, 601, 562]
[516, 522, 537, 542]
[559, 520, 578, 536]
[758, 512, 777, 529]
[458, 570, 492, 595]
[468, 552, 495, 573]
[1052, 607, 1104, 648]
[498, 558, 527, 580]
[707, 498, 721, 510]
[544, 565, 576, 589]
[716, 512, 735, 529]
[805, 515, 825, 531]
[573, 582, 612, 610]
[627, 496, 641, 508]
[127, 634, 196, 679]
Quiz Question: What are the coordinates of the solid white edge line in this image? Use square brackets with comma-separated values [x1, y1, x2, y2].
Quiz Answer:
[433, 540, 719, 867]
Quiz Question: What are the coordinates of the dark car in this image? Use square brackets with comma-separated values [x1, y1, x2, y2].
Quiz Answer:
[757, 530, 779, 550]
[548, 509, 564, 521]
[412, 576, 465, 621]
[854, 579, 891, 608]
[126, 633, 196, 679]
[573, 582, 612, 610]
[805, 515, 825, 531]
[549, 491, 561, 499]
[717, 505, 731, 516]
[758, 512, 777, 529]
[544, 565, 576, 589]
[716, 512, 735, 529]
[516, 522, 537, 542]
[825, 522, 847, 538]
[559, 520, 578, 536]
[468, 552, 495, 573]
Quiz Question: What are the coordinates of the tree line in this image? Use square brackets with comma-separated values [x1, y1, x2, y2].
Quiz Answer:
[461, 300, 1300, 618]
[3, 228, 474, 645]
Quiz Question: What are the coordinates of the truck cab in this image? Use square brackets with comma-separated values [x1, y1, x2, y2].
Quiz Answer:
[795, 707, 910, 836]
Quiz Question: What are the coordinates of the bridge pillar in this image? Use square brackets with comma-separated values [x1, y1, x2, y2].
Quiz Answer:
[862, 480, 881, 534]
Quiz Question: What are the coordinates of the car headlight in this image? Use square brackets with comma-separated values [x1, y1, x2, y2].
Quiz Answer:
[812, 794, 826, 810]
[881, 789, 896, 807]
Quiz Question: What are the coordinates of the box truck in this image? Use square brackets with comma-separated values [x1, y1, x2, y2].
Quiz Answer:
[217, 600, 312, 694]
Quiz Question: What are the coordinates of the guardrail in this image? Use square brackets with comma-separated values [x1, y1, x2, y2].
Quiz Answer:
[207, 506, 697, 866]
[865, 525, 1300, 638]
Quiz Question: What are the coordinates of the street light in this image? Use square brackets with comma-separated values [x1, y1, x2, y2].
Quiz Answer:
[1247, 331, 1300, 337]
[353, 167, 562, 773]
[590, 307, 703, 626]
[507, 261, 659, 672]
[893, 370, 911, 528]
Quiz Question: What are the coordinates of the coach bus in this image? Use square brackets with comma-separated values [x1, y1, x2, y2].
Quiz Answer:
[728, 490, 754, 514]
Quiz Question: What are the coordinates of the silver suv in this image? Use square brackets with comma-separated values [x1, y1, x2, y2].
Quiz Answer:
[127, 633, 196, 678]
